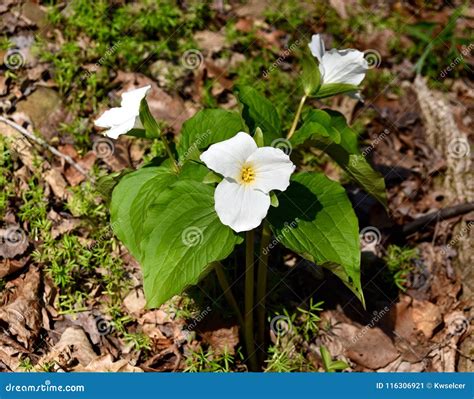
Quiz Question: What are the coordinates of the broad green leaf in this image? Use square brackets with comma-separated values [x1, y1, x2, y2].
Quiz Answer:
[177, 109, 245, 162]
[141, 180, 241, 307]
[139, 98, 161, 139]
[267, 172, 364, 306]
[110, 162, 208, 260]
[235, 85, 282, 145]
[95, 169, 132, 202]
[110, 166, 176, 259]
[314, 83, 359, 99]
[130, 162, 209, 254]
[291, 109, 387, 207]
[301, 51, 321, 96]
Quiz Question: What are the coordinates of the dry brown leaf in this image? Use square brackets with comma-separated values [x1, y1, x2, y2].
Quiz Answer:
[0, 266, 41, 349]
[0, 258, 28, 279]
[411, 299, 442, 338]
[201, 326, 239, 355]
[346, 327, 399, 369]
[123, 288, 146, 315]
[74, 354, 143, 372]
[0, 226, 28, 259]
[35, 326, 97, 371]
[44, 168, 69, 199]
[194, 30, 226, 54]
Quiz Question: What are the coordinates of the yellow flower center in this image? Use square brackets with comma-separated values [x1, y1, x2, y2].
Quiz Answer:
[240, 165, 256, 184]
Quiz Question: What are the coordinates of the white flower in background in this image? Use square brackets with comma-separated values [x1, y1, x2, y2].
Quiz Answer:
[94, 85, 151, 139]
[308, 34, 368, 87]
[200, 132, 295, 232]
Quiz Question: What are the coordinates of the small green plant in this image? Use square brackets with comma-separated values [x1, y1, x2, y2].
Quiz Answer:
[297, 299, 324, 342]
[384, 245, 419, 291]
[320, 345, 349, 372]
[265, 299, 324, 372]
[184, 346, 237, 372]
[18, 356, 34, 372]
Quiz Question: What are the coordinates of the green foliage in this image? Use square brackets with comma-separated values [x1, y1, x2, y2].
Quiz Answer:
[320, 345, 349, 372]
[184, 346, 238, 372]
[300, 50, 321, 96]
[235, 85, 283, 145]
[0, 136, 15, 218]
[265, 299, 324, 372]
[110, 163, 241, 308]
[383, 245, 419, 291]
[177, 109, 245, 162]
[268, 173, 364, 305]
[404, 5, 471, 78]
[291, 109, 387, 206]
[139, 179, 241, 307]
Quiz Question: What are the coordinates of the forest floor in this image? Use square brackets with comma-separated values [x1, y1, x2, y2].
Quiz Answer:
[0, 0, 473, 372]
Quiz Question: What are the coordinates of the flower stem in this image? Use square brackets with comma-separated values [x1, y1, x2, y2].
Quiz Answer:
[213, 262, 244, 327]
[287, 94, 307, 139]
[244, 230, 258, 371]
[256, 221, 271, 364]
[160, 134, 180, 172]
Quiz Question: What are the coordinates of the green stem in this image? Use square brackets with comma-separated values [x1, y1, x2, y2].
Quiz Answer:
[256, 221, 271, 364]
[244, 230, 258, 371]
[287, 94, 307, 139]
[213, 262, 244, 327]
[163, 138, 180, 172]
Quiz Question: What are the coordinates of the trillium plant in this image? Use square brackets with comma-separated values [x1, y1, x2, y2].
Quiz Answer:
[96, 35, 387, 370]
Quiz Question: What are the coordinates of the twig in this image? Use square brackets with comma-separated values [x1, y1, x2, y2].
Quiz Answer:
[402, 202, 474, 236]
[0, 116, 90, 178]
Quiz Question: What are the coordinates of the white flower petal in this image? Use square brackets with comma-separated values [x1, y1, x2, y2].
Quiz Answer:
[308, 34, 325, 63]
[94, 107, 133, 128]
[94, 85, 151, 138]
[121, 85, 151, 108]
[245, 147, 295, 193]
[200, 132, 257, 179]
[103, 117, 137, 139]
[320, 49, 368, 85]
[214, 178, 271, 232]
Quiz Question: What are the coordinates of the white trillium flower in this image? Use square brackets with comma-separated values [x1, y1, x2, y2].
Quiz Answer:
[200, 132, 295, 233]
[308, 34, 368, 87]
[94, 85, 151, 139]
